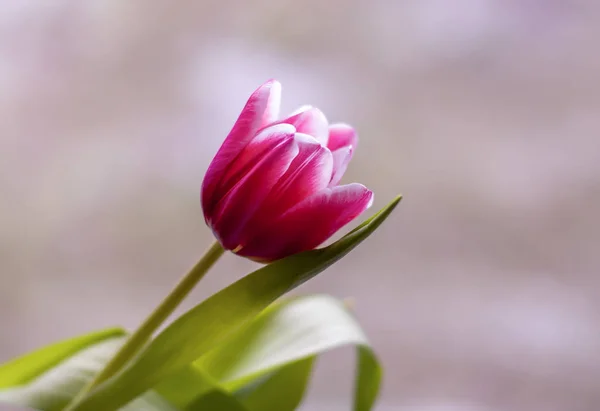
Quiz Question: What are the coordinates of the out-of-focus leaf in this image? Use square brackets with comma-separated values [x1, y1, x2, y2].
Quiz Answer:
[186, 390, 247, 411]
[196, 295, 380, 411]
[69, 196, 400, 411]
[197, 295, 365, 389]
[160, 295, 380, 411]
[0, 338, 179, 411]
[353, 347, 382, 411]
[0, 328, 125, 389]
[154, 365, 217, 409]
[235, 357, 315, 411]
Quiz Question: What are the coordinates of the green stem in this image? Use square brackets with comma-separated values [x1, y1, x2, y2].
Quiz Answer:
[67, 241, 225, 407]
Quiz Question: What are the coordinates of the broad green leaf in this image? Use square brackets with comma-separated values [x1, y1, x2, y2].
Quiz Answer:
[354, 347, 382, 411]
[154, 365, 217, 409]
[196, 295, 380, 411]
[196, 295, 367, 389]
[186, 390, 247, 411]
[235, 357, 315, 411]
[155, 314, 316, 410]
[158, 295, 379, 411]
[0, 328, 125, 389]
[0, 337, 179, 411]
[70, 196, 401, 411]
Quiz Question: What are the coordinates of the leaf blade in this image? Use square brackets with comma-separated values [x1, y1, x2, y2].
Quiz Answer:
[0, 337, 180, 411]
[186, 390, 248, 411]
[354, 347, 382, 411]
[236, 357, 315, 411]
[0, 328, 125, 389]
[175, 295, 382, 411]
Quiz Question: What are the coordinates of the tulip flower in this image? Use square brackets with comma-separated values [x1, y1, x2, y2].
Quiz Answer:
[201, 80, 373, 261]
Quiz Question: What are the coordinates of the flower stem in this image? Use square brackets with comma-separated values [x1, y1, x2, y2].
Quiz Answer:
[69, 240, 225, 405]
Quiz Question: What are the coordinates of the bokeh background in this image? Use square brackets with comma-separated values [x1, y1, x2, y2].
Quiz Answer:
[1, 1, 600, 410]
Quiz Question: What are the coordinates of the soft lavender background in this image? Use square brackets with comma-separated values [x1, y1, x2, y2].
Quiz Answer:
[1, 1, 599, 411]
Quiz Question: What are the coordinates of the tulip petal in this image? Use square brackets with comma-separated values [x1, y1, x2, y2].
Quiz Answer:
[329, 146, 353, 186]
[270, 133, 333, 209]
[280, 107, 329, 146]
[202, 80, 282, 215]
[243, 133, 333, 236]
[238, 183, 374, 261]
[327, 124, 358, 186]
[327, 123, 357, 152]
[216, 123, 296, 203]
[209, 134, 299, 250]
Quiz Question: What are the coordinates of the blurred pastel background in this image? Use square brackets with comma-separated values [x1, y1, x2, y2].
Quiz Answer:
[1, 1, 600, 410]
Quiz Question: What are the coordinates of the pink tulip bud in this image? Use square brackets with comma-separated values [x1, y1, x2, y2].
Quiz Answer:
[201, 80, 374, 262]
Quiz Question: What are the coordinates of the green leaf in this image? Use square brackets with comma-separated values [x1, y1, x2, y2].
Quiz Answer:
[354, 347, 382, 411]
[156, 295, 380, 411]
[235, 357, 315, 411]
[0, 328, 125, 389]
[186, 390, 247, 411]
[70, 196, 401, 411]
[0, 337, 180, 411]
[195, 295, 380, 411]
[153, 365, 218, 409]
[155, 308, 317, 410]
[196, 295, 365, 389]
[172, 359, 315, 411]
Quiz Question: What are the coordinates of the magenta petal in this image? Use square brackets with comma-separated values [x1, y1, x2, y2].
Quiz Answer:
[202, 80, 282, 216]
[327, 124, 358, 186]
[209, 135, 299, 249]
[329, 146, 353, 186]
[217, 123, 296, 201]
[245, 133, 333, 232]
[327, 123, 357, 152]
[271, 134, 333, 207]
[280, 107, 329, 146]
[238, 183, 373, 261]
[258, 79, 282, 126]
